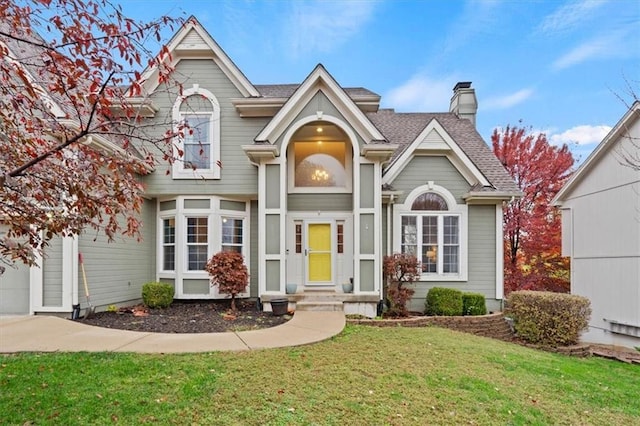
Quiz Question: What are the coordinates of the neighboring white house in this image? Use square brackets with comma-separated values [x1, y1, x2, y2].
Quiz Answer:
[553, 101, 640, 348]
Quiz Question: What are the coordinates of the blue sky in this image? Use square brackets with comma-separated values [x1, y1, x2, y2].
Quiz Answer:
[120, 0, 640, 164]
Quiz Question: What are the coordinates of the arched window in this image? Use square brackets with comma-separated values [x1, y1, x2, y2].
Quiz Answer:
[172, 86, 220, 179]
[288, 121, 352, 193]
[397, 187, 466, 278]
[411, 193, 448, 211]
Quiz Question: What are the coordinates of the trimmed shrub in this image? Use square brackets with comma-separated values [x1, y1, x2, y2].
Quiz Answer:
[462, 293, 487, 316]
[142, 282, 174, 309]
[506, 290, 591, 346]
[425, 287, 463, 316]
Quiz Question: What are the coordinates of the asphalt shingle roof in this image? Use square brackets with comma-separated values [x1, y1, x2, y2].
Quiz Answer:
[367, 109, 520, 194]
[255, 84, 379, 99]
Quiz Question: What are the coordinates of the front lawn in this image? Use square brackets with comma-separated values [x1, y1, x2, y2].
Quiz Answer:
[1, 325, 638, 425]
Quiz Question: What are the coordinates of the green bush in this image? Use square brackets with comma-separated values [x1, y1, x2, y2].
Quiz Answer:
[506, 291, 591, 346]
[462, 293, 487, 316]
[142, 282, 174, 309]
[425, 287, 463, 316]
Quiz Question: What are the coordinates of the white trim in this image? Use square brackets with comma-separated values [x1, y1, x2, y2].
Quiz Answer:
[171, 85, 221, 179]
[392, 184, 468, 281]
[554, 101, 640, 205]
[139, 18, 259, 97]
[255, 65, 384, 145]
[28, 243, 43, 315]
[495, 204, 504, 300]
[155, 197, 250, 299]
[382, 119, 490, 187]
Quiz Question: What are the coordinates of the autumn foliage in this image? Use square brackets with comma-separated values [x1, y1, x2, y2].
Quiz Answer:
[0, 0, 183, 267]
[383, 253, 420, 317]
[206, 251, 249, 312]
[492, 125, 574, 294]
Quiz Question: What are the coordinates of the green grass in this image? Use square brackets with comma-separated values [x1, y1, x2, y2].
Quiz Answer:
[1, 325, 638, 425]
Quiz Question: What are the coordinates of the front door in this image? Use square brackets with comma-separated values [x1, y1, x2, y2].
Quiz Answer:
[306, 222, 332, 285]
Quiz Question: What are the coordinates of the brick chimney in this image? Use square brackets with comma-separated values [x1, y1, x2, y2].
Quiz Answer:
[449, 82, 478, 126]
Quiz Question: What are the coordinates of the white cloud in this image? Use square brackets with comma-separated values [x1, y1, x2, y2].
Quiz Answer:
[552, 26, 635, 70]
[483, 89, 534, 110]
[384, 74, 457, 112]
[549, 125, 612, 146]
[537, 0, 606, 35]
[286, 0, 378, 57]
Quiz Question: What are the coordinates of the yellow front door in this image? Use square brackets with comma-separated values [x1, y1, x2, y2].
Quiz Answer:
[307, 223, 332, 283]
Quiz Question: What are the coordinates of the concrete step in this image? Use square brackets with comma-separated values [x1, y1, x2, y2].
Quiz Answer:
[296, 301, 344, 312]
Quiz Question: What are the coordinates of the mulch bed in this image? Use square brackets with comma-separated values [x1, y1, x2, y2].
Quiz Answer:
[80, 299, 291, 334]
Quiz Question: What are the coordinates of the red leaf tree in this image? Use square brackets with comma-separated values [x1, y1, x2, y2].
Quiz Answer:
[492, 125, 574, 294]
[206, 251, 249, 312]
[0, 0, 183, 268]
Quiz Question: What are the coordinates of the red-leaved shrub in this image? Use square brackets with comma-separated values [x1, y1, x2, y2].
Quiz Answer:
[383, 253, 419, 318]
[206, 251, 249, 312]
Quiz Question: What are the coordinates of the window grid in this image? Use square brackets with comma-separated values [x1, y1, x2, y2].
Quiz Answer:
[295, 223, 302, 254]
[182, 114, 211, 170]
[221, 217, 243, 254]
[162, 218, 175, 271]
[187, 217, 208, 271]
[401, 214, 461, 276]
[337, 222, 344, 254]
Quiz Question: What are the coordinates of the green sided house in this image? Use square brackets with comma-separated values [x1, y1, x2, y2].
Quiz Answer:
[0, 18, 519, 317]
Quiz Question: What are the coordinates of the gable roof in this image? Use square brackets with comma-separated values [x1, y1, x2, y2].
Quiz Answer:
[139, 16, 259, 97]
[254, 64, 385, 145]
[369, 109, 520, 196]
[553, 101, 640, 205]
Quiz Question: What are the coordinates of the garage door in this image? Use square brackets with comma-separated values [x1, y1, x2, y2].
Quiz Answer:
[0, 225, 30, 315]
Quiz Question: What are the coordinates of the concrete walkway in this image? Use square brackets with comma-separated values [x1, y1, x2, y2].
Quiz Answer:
[0, 311, 345, 354]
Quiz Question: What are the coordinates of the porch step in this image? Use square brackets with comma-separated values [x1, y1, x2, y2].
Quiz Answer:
[296, 301, 344, 312]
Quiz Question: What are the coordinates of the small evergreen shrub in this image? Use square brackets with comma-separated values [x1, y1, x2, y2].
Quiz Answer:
[462, 292, 487, 316]
[141, 282, 174, 309]
[506, 290, 591, 346]
[425, 287, 463, 316]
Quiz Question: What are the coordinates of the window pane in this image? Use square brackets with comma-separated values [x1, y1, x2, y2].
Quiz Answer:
[443, 216, 459, 273]
[443, 246, 459, 273]
[162, 218, 175, 271]
[421, 216, 438, 273]
[163, 245, 175, 271]
[411, 193, 448, 211]
[163, 218, 175, 244]
[222, 218, 243, 244]
[337, 223, 344, 254]
[401, 216, 417, 255]
[188, 245, 208, 271]
[444, 216, 459, 244]
[187, 217, 208, 243]
[294, 141, 347, 188]
[295, 223, 302, 254]
[183, 114, 211, 169]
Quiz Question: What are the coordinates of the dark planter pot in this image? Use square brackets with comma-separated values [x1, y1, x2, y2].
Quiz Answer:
[271, 298, 289, 316]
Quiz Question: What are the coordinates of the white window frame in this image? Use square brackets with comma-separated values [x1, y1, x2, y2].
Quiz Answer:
[220, 215, 245, 254]
[160, 216, 176, 272]
[156, 197, 250, 298]
[172, 85, 221, 179]
[393, 183, 468, 281]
